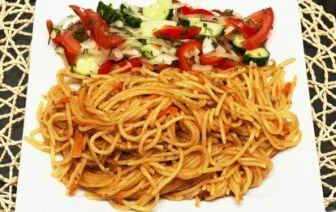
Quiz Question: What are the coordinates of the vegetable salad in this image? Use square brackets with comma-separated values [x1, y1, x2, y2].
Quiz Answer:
[47, 0, 274, 75]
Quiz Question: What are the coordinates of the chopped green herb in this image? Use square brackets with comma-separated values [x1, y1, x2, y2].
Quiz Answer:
[73, 26, 89, 42]
[81, 48, 88, 55]
[222, 9, 234, 16]
[138, 38, 147, 45]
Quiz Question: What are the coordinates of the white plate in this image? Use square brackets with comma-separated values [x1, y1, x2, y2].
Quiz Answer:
[16, 0, 325, 211]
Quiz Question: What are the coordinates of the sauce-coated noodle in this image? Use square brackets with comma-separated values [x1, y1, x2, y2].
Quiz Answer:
[27, 60, 301, 211]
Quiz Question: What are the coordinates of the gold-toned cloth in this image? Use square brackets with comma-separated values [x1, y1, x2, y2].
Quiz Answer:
[0, 0, 335, 211]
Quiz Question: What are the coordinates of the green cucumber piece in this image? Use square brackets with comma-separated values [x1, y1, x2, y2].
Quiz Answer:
[120, 4, 142, 28]
[142, 0, 173, 20]
[231, 33, 246, 54]
[242, 47, 270, 66]
[96, 1, 121, 24]
[196, 22, 224, 37]
[72, 54, 101, 76]
[141, 44, 162, 59]
[177, 18, 190, 26]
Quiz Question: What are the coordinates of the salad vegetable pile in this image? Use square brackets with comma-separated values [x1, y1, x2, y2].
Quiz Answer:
[47, 0, 274, 75]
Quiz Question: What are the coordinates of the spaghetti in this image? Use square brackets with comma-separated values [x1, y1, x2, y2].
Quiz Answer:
[27, 60, 301, 211]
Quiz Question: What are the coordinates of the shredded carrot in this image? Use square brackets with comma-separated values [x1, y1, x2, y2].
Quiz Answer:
[283, 82, 293, 95]
[221, 85, 230, 92]
[114, 82, 124, 92]
[72, 129, 83, 158]
[190, 71, 205, 84]
[157, 106, 179, 119]
[273, 120, 290, 134]
[73, 117, 88, 125]
[224, 124, 231, 133]
[144, 94, 159, 101]
[232, 93, 244, 105]
[54, 97, 70, 108]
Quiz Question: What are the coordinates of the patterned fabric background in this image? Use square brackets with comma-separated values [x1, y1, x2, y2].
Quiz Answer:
[0, 0, 335, 211]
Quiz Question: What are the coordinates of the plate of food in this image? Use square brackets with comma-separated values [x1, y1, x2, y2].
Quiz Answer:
[16, 0, 324, 211]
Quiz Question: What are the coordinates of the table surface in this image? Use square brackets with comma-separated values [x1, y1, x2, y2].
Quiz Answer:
[0, 0, 335, 211]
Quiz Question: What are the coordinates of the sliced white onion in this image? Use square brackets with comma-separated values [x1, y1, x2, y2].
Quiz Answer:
[50, 30, 58, 39]
[81, 39, 97, 49]
[202, 37, 216, 54]
[204, 52, 240, 61]
[193, 48, 201, 64]
[59, 15, 80, 30]
[121, 49, 141, 57]
[224, 26, 235, 35]
[149, 54, 178, 65]
[192, 64, 213, 72]
[115, 20, 124, 28]
[160, 46, 170, 54]
[168, 47, 177, 56]
[215, 45, 227, 53]
[109, 47, 123, 61]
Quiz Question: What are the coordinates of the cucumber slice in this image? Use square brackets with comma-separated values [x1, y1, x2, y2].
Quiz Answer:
[97, 1, 121, 24]
[141, 44, 162, 59]
[177, 17, 201, 26]
[142, 0, 173, 20]
[231, 33, 246, 54]
[125, 38, 143, 48]
[140, 20, 177, 37]
[149, 54, 177, 65]
[177, 18, 190, 26]
[73, 54, 101, 76]
[120, 4, 142, 28]
[242, 47, 270, 66]
[196, 22, 224, 37]
[187, 17, 201, 26]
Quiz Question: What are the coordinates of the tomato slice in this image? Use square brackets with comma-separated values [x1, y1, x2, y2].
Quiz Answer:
[227, 17, 257, 38]
[242, 8, 274, 49]
[61, 30, 81, 55]
[200, 55, 223, 65]
[70, 5, 125, 49]
[180, 6, 213, 16]
[98, 59, 142, 75]
[129, 58, 142, 68]
[46, 20, 63, 46]
[115, 58, 142, 72]
[176, 39, 202, 71]
[154, 26, 201, 40]
[216, 59, 240, 70]
[98, 60, 113, 74]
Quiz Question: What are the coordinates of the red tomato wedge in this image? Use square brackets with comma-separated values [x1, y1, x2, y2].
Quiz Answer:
[98, 60, 113, 75]
[64, 48, 77, 66]
[242, 8, 274, 49]
[46, 20, 63, 46]
[216, 59, 240, 70]
[180, 6, 213, 16]
[98, 59, 142, 75]
[176, 40, 202, 71]
[46, 20, 80, 64]
[200, 55, 223, 65]
[154, 26, 202, 40]
[61, 30, 81, 55]
[227, 17, 257, 38]
[70, 5, 125, 49]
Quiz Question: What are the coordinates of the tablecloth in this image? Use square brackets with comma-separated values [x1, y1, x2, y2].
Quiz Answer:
[0, 0, 335, 211]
